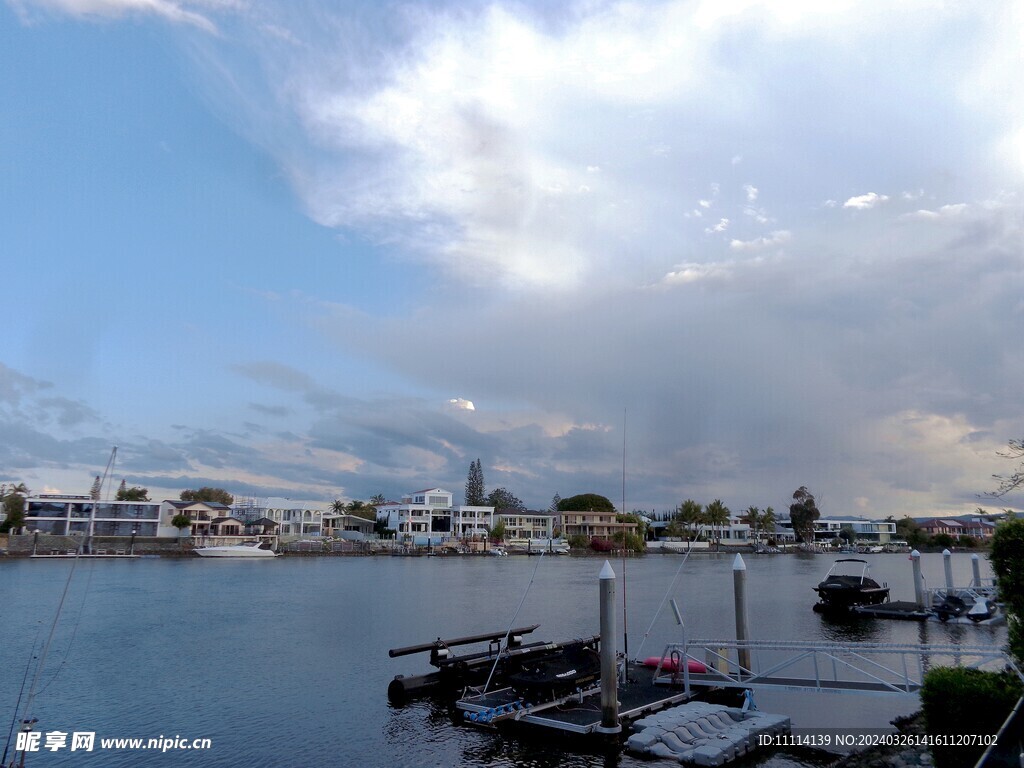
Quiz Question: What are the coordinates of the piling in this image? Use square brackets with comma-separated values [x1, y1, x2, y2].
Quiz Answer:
[596, 560, 621, 734]
[733, 554, 751, 676]
[971, 554, 982, 589]
[911, 550, 926, 608]
[942, 549, 954, 592]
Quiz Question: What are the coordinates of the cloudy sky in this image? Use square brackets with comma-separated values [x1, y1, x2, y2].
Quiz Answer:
[2, 0, 1022, 517]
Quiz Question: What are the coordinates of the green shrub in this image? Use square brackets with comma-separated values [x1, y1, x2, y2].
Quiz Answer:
[920, 667, 1022, 768]
[991, 518, 1024, 665]
[567, 534, 589, 549]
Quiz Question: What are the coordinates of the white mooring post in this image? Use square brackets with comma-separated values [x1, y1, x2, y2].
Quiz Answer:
[911, 550, 926, 608]
[943, 549, 955, 593]
[733, 554, 751, 677]
[971, 554, 982, 589]
[597, 560, 621, 734]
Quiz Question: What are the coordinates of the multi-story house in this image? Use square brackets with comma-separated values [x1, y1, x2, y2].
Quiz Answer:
[22, 495, 163, 537]
[161, 500, 233, 537]
[776, 516, 897, 544]
[378, 488, 495, 542]
[557, 509, 637, 541]
[263, 498, 324, 537]
[498, 510, 555, 540]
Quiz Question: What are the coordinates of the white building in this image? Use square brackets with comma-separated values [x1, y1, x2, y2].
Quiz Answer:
[777, 516, 897, 544]
[262, 498, 325, 537]
[379, 488, 495, 543]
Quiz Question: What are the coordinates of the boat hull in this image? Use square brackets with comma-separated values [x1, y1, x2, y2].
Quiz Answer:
[194, 544, 278, 558]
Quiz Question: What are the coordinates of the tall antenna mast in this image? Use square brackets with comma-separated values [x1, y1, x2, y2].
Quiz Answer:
[621, 409, 629, 671]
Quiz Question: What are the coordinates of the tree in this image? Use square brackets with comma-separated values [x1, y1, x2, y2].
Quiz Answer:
[703, 499, 731, 546]
[897, 516, 928, 548]
[789, 486, 820, 544]
[486, 487, 524, 511]
[180, 487, 234, 506]
[988, 438, 1024, 499]
[549, 493, 561, 513]
[677, 499, 703, 541]
[330, 499, 346, 515]
[346, 499, 376, 521]
[370, 494, 386, 506]
[990, 517, 1024, 663]
[116, 483, 149, 501]
[465, 459, 485, 506]
[171, 513, 192, 548]
[0, 490, 26, 534]
[90, 476, 102, 500]
[741, 506, 762, 541]
[838, 526, 856, 545]
[558, 493, 616, 513]
[489, 518, 506, 542]
[761, 506, 777, 538]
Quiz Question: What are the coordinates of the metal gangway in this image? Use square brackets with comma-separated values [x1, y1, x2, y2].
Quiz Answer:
[652, 639, 1021, 698]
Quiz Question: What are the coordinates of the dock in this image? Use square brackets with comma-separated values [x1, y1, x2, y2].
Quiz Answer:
[851, 601, 931, 620]
[455, 661, 698, 735]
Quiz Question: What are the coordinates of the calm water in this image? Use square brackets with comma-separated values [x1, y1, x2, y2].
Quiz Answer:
[0, 552, 1004, 767]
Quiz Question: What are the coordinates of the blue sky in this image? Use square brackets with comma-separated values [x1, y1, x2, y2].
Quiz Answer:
[2, 0, 1022, 518]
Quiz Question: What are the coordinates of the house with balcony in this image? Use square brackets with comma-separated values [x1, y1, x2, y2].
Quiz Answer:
[378, 488, 496, 543]
[23, 495, 163, 537]
[161, 500, 232, 537]
[498, 510, 555, 540]
[776, 516, 897, 544]
[263, 498, 324, 537]
[557, 509, 637, 542]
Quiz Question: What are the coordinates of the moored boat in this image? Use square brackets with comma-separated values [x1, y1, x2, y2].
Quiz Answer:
[194, 541, 278, 558]
[812, 558, 889, 612]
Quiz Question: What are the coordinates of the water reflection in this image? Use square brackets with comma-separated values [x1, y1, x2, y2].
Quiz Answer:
[816, 613, 884, 643]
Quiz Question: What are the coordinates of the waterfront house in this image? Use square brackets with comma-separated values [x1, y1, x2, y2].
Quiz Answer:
[22, 495, 162, 537]
[379, 488, 496, 543]
[498, 510, 555, 540]
[558, 509, 637, 542]
[161, 500, 232, 537]
[322, 512, 375, 540]
[262, 498, 325, 537]
[776, 516, 896, 545]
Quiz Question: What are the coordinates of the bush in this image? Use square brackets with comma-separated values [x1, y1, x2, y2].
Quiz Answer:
[567, 534, 589, 549]
[991, 518, 1024, 664]
[932, 533, 955, 548]
[920, 667, 1022, 768]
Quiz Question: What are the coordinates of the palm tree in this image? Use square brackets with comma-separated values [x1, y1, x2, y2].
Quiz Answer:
[741, 506, 762, 542]
[703, 500, 731, 548]
[330, 499, 346, 515]
[369, 494, 386, 506]
[677, 499, 703, 542]
[761, 506, 777, 541]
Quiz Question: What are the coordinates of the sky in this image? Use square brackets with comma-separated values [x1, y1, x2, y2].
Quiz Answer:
[1, 0, 1022, 518]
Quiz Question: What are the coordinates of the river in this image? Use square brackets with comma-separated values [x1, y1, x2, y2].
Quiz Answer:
[0, 551, 1005, 767]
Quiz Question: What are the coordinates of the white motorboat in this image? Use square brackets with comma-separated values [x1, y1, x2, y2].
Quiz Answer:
[194, 541, 279, 558]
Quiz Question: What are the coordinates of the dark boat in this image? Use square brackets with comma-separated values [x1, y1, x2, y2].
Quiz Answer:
[507, 638, 601, 702]
[932, 594, 970, 622]
[813, 558, 890, 612]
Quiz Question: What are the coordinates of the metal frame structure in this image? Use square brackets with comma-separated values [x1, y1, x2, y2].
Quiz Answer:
[653, 639, 1021, 698]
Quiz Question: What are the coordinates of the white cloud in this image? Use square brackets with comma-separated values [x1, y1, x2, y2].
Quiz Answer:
[705, 217, 730, 234]
[446, 398, 475, 411]
[729, 230, 790, 251]
[15, 0, 225, 31]
[844, 192, 890, 210]
[901, 203, 969, 220]
[743, 183, 758, 202]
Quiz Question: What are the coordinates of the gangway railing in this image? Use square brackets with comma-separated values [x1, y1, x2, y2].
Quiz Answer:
[651, 640, 1021, 698]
